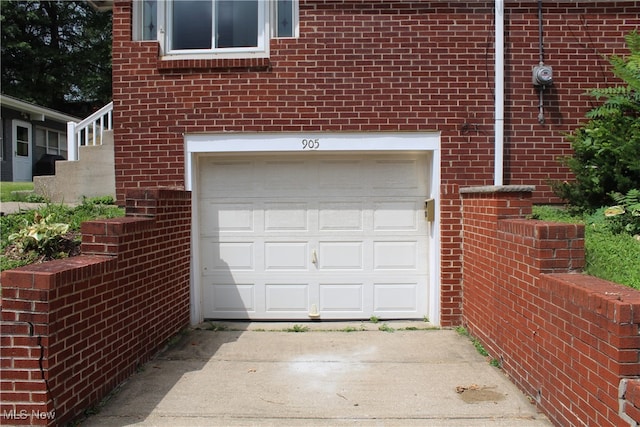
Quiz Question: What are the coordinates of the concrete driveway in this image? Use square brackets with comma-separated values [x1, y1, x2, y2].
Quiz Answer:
[80, 322, 552, 426]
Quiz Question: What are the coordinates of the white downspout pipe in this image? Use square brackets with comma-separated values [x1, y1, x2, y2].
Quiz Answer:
[494, 0, 504, 186]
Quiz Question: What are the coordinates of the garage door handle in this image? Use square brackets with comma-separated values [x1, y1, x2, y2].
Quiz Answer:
[312, 249, 318, 265]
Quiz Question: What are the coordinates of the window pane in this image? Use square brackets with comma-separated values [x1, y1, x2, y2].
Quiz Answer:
[36, 128, 46, 147]
[16, 126, 29, 157]
[276, 0, 294, 37]
[48, 131, 59, 150]
[16, 126, 29, 142]
[172, 0, 212, 50]
[142, 0, 157, 40]
[216, 0, 258, 48]
[17, 141, 28, 156]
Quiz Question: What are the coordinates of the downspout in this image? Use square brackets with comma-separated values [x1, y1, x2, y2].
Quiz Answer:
[494, 0, 505, 186]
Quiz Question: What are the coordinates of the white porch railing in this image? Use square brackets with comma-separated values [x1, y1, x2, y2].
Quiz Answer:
[66, 101, 113, 161]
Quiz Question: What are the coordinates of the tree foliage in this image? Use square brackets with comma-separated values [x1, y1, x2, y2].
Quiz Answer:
[553, 31, 640, 211]
[1, 1, 112, 116]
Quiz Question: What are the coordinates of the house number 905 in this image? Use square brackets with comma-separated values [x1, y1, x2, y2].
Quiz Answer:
[301, 138, 320, 149]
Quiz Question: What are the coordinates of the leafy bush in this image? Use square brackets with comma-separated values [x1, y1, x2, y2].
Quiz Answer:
[553, 31, 640, 211]
[603, 189, 640, 235]
[1, 201, 124, 270]
[8, 213, 70, 257]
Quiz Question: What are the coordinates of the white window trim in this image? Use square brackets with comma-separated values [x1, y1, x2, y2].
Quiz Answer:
[271, 0, 299, 38]
[35, 126, 67, 156]
[134, 0, 299, 59]
[161, 0, 269, 59]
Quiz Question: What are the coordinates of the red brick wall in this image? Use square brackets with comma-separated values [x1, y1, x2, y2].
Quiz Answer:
[0, 189, 191, 426]
[622, 379, 640, 425]
[111, 1, 639, 325]
[461, 187, 640, 426]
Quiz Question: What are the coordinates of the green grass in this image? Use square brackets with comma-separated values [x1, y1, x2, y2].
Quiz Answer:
[1, 181, 37, 202]
[286, 324, 309, 332]
[532, 205, 640, 290]
[586, 229, 640, 289]
[530, 205, 582, 223]
[455, 327, 501, 368]
[378, 323, 395, 332]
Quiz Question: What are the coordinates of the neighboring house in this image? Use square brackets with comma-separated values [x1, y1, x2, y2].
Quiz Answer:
[0, 94, 78, 182]
[106, 0, 639, 327]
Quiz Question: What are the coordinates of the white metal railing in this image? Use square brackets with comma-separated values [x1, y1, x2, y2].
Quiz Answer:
[66, 101, 113, 161]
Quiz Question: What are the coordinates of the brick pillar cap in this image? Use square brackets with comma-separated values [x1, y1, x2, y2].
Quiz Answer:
[460, 185, 536, 194]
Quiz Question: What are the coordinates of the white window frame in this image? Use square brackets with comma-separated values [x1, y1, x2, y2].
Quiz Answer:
[133, 0, 298, 59]
[271, 0, 299, 39]
[35, 126, 67, 157]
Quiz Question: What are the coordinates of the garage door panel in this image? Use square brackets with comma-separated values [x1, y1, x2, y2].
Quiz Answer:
[374, 283, 418, 312]
[373, 201, 419, 231]
[264, 202, 309, 231]
[201, 241, 254, 272]
[318, 160, 363, 190]
[371, 160, 419, 190]
[264, 160, 311, 190]
[374, 241, 417, 270]
[264, 242, 308, 270]
[200, 202, 255, 234]
[319, 284, 363, 311]
[265, 284, 309, 312]
[318, 242, 363, 270]
[200, 160, 255, 195]
[318, 202, 363, 231]
[207, 283, 255, 313]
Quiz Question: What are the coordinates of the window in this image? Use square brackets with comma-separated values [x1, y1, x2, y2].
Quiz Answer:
[274, 0, 296, 38]
[16, 125, 29, 157]
[134, 0, 297, 57]
[139, 0, 158, 41]
[35, 128, 67, 158]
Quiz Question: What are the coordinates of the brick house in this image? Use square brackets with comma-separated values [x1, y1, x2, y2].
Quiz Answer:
[0, 95, 78, 182]
[109, 0, 639, 327]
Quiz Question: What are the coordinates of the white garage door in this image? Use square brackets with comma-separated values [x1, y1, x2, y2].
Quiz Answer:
[198, 153, 430, 320]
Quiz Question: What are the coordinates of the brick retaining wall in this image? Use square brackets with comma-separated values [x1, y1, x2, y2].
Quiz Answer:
[0, 188, 191, 426]
[461, 186, 640, 426]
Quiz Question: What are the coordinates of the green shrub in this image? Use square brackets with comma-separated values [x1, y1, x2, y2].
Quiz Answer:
[552, 31, 640, 211]
[1, 201, 124, 270]
[553, 114, 640, 210]
[603, 189, 640, 236]
[8, 213, 70, 257]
